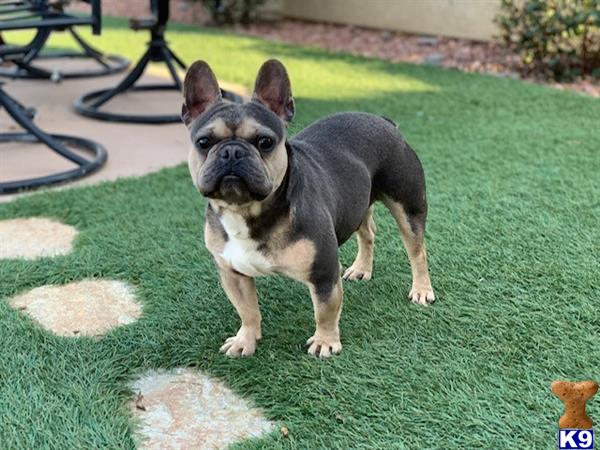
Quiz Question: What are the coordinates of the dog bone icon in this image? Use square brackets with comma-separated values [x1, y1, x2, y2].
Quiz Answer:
[551, 380, 598, 429]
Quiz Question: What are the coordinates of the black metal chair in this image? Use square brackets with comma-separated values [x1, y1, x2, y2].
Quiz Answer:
[0, 0, 129, 81]
[73, 0, 186, 124]
[0, 1, 107, 194]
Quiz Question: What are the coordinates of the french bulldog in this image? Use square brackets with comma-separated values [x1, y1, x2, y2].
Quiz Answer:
[182, 59, 434, 358]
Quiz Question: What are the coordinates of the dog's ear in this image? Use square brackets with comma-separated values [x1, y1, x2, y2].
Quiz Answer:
[252, 59, 294, 124]
[182, 60, 222, 126]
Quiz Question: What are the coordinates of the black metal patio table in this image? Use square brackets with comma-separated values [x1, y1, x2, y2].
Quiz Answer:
[0, 0, 129, 81]
[0, 0, 107, 194]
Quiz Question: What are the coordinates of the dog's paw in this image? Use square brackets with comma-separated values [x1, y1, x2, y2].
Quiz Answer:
[409, 285, 435, 306]
[306, 333, 342, 358]
[219, 327, 261, 357]
[342, 265, 372, 281]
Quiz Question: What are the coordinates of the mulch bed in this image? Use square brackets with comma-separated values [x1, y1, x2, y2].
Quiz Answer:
[235, 19, 599, 98]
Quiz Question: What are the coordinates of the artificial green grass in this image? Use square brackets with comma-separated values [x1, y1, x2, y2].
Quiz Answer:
[1, 17, 599, 449]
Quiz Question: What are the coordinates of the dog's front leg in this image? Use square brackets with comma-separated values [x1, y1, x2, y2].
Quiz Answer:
[307, 277, 343, 358]
[218, 267, 262, 357]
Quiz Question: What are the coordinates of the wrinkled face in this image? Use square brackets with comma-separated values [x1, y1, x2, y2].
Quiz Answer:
[182, 59, 295, 206]
[187, 101, 288, 205]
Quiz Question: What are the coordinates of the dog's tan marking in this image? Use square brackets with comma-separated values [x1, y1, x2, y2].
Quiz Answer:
[307, 278, 343, 358]
[249, 201, 262, 217]
[204, 216, 227, 259]
[274, 237, 316, 283]
[217, 267, 262, 357]
[208, 117, 233, 140]
[187, 147, 204, 191]
[383, 197, 434, 306]
[237, 117, 289, 194]
[236, 117, 264, 140]
[343, 207, 376, 281]
[263, 140, 288, 193]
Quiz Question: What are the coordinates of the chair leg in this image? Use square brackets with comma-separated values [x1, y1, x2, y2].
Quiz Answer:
[167, 47, 187, 70]
[20, 27, 50, 64]
[69, 28, 108, 65]
[89, 49, 152, 108]
[0, 87, 87, 165]
[2, 28, 54, 79]
[0, 86, 107, 194]
[160, 45, 182, 90]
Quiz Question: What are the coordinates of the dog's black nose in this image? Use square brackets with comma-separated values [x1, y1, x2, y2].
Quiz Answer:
[219, 145, 248, 161]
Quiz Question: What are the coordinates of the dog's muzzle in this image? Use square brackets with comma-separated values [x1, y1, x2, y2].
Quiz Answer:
[198, 142, 273, 203]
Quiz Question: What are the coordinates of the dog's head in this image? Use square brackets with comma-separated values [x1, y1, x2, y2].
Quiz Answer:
[182, 59, 294, 206]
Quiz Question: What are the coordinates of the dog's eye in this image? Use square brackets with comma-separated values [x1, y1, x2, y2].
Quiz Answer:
[196, 137, 211, 150]
[257, 136, 274, 152]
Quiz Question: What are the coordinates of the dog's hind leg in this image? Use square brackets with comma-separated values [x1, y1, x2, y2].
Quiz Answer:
[383, 197, 434, 306]
[343, 207, 376, 281]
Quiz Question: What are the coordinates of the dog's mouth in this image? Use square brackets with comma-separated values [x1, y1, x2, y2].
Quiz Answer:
[199, 166, 272, 204]
[217, 174, 251, 201]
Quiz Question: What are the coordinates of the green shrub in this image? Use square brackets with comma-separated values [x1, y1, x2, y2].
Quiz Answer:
[197, 0, 267, 25]
[496, 0, 600, 81]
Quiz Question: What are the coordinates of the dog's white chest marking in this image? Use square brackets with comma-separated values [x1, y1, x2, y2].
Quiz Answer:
[219, 211, 273, 277]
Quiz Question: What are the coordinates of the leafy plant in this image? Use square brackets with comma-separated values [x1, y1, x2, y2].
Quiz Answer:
[195, 0, 267, 25]
[496, 0, 600, 81]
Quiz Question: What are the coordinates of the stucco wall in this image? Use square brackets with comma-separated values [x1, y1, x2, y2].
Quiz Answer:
[70, 0, 501, 42]
[280, 0, 501, 41]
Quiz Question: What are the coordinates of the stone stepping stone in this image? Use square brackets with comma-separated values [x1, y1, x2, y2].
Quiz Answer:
[9, 279, 142, 337]
[0, 217, 78, 260]
[131, 368, 274, 449]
